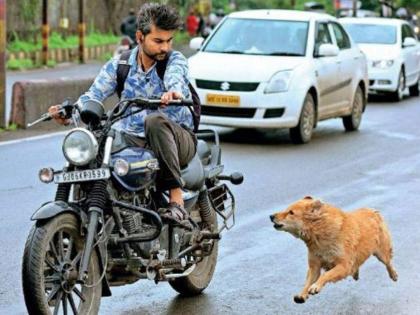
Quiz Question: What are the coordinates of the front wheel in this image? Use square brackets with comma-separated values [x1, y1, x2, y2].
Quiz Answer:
[22, 213, 102, 315]
[409, 78, 419, 97]
[389, 70, 405, 102]
[343, 86, 364, 131]
[169, 208, 218, 296]
[289, 93, 315, 144]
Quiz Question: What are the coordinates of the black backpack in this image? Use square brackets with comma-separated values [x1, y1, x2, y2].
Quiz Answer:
[116, 50, 201, 132]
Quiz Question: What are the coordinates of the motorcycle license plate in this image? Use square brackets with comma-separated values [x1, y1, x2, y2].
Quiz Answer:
[206, 94, 240, 107]
[54, 168, 110, 184]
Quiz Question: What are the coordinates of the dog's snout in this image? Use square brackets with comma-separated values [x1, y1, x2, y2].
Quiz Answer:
[270, 214, 275, 222]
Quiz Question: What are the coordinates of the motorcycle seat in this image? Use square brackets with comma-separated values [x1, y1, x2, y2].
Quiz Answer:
[181, 153, 205, 191]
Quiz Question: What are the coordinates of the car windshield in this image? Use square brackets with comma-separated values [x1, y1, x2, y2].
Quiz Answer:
[203, 18, 308, 56]
[342, 23, 397, 44]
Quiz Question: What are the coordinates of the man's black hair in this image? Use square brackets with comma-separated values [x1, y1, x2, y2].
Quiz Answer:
[137, 3, 182, 35]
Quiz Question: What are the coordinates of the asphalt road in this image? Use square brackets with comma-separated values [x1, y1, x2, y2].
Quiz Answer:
[0, 95, 419, 315]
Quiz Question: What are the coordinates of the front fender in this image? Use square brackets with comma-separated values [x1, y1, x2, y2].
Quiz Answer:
[31, 201, 112, 297]
[31, 201, 87, 222]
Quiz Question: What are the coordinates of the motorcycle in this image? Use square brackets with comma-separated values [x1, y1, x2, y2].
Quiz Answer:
[22, 98, 243, 315]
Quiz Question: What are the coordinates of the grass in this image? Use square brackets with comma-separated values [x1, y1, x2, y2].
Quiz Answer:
[7, 32, 120, 53]
[7, 58, 58, 70]
[0, 123, 18, 133]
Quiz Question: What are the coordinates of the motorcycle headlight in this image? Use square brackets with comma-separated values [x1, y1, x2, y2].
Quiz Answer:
[372, 60, 394, 69]
[62, 128, 98, 166]
[264, 70, 293, 94]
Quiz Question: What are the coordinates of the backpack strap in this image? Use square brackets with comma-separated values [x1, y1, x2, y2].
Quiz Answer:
[116, 50, 132, 99]
[155, 51, 173, 81]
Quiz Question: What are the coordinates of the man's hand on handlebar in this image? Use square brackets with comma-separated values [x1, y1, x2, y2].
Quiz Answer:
[48, 105, 71, 126]
[160, 91, 183, 107]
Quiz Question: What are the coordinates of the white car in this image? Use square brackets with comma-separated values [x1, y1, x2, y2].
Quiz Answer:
[188, 10, 368, 144]
[340, 17, 420, 101]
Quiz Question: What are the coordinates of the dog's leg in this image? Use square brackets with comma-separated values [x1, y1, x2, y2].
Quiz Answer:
[308, 263, 350, 295]
[352, 269, 359, 281]
[294, 258, 321, 304]
[374, 252, 398, 281]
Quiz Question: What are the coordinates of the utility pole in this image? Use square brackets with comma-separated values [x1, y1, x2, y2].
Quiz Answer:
[0, 0, 5, 127]
[42, 0, 49, 65]
[78, 0, 85, 63]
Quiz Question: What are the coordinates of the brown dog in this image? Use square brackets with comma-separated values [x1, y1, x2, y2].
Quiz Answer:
[270, 196, 398, 303]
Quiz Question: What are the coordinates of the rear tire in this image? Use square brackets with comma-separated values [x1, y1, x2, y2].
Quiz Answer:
[169, 208, 218, 296]
[22, 214, 102, 315]
[290, 94, 315, 144]
[343, 86, 364, 131]
[409, 78, 419, 97]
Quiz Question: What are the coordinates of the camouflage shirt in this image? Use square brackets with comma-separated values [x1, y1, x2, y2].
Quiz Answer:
[77, 47, 193, 136]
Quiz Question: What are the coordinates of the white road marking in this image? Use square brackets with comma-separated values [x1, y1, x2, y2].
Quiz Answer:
[0, 131, 67, 147]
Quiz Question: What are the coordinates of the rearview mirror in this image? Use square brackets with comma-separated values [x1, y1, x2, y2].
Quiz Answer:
[189, 37, 205, 51]
[318, 44, 339, 57]
[403, 37, 417, 47]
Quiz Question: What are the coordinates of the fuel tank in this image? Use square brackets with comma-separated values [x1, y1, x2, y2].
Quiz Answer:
[111, 147, 158, 192]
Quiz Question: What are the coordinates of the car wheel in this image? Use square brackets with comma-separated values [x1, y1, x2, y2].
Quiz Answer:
[389, 69, 405, 102]
[290, 94, 315, 144]
[408, 78, 419, 97]
[343, 86, 364, 131]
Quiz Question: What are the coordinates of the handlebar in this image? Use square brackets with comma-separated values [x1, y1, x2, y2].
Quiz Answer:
[27, 97, 193, 129]
[27, 99, 75, 128]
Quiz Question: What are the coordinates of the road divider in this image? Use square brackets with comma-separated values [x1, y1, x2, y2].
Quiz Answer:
[10, 78, 118, 128]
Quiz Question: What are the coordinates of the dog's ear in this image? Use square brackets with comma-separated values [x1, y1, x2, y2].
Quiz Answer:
[311, 199, 323, 212]
[303, 196, 313, 200]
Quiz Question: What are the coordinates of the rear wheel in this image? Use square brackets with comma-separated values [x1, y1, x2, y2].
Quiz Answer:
[409, 78, 419, 97]
[389, 69, 405, 102]
[22, 214, 102, 315]
[169, 207, 218, 296]
[343, 86, 364, 131]
[289, 94, 315, 144]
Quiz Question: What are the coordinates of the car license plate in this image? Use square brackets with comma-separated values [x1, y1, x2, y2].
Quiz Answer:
[206, 94, 240, 107]
[54, 168, 111, 184]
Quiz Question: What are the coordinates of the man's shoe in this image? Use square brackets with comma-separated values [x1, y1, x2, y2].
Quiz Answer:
[159, 202, 188, 223]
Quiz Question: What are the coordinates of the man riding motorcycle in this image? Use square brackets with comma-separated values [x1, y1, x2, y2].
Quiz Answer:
[49, 3, 195, 223]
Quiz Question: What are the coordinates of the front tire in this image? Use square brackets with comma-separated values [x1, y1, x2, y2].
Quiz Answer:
[343, 86, 364, 131]
[290, 93, 315, 144]
[22, 213, 102, 315]
[389, 69, 405, 102]
[169, 208, 218, 296]
[409, 78, 419, 97]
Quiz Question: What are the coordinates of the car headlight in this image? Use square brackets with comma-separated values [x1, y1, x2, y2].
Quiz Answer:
[264, 70, 293, 93]
[372, 60, 394, 69]
[62, 128, 98, 166]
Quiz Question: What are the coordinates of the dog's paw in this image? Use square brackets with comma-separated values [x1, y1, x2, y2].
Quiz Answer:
[293, 295, 306, 304]
[308, 283, 322, 295]
[390, 270, 398, 282]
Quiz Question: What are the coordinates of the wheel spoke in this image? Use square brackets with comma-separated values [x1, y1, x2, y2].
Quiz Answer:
[49, 240, 60, 263]
[63, 293, 68, 315]
[45, 274, 61, 283]
[72, 251, 82, 267]
[45, 256, 59, 272]
[47, 285, 60, 302]
[53, 290, 63, 315]
[65, 237, 74, 261]
[58, 231, 65, 260]
[72, 286, 86, 302]
[68, 293, 79, 315]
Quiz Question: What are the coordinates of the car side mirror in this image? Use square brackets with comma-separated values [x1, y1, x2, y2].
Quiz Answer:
[317, 44, 339, 57]
[403, 37, 417, 47]
[189, 37, 205, 51]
